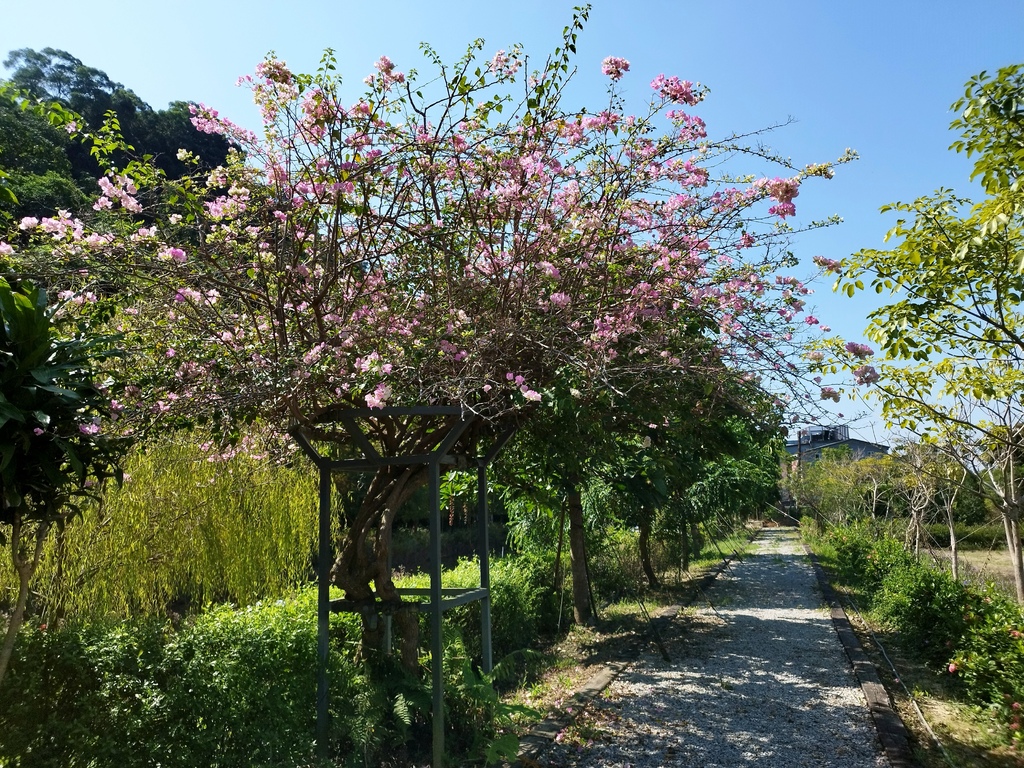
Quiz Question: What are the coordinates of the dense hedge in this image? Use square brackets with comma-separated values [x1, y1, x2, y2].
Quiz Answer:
[808, 520, 1024, 745]
[0, 550, 563, 768]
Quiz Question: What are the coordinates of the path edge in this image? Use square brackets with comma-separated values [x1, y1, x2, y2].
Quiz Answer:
[804, 541, 918, 768]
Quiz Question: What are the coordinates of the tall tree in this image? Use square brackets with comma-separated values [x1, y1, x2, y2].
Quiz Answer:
[5, 16, 845, 660]
[2, 48, 231, 194]
[830, 64, 1024, 599]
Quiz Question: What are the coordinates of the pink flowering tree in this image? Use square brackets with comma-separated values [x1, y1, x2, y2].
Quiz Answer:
[3, 13, 846, 661]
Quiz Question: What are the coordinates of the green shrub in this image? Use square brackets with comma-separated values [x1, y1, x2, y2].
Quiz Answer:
[924, 523, 1010, 550]
[873, 561, 970, 665]
[397, 551, 562, 661]
[799, 515, 822, 540]
[817, 523, 1024, 745]
[0, 597, 364, 767]
[951, 586, 1024, 721]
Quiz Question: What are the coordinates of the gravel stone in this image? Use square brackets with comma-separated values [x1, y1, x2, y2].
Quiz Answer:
[540, 527, 890, 767]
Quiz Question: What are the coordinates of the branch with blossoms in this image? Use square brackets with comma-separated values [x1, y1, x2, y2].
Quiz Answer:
[1, 14, 853, 660]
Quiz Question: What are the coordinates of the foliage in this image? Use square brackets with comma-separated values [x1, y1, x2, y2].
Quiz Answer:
[0, 434, 320, 622]
[1, 47, 231, 208]
[822, 62, 1024, 600]
[396, 551, 562, 661]
[0, 598, 335, 767]
[0, 276, 130, 686]
[0, 541, 594, 767]
[816, 523, 1024, 744]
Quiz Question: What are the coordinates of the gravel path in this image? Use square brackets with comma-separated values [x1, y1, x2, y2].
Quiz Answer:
[540, 527, 890, 767]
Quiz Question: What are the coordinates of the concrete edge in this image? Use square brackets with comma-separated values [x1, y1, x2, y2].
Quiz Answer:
[512, 541, 747, 765]
[803, 543, 919, 768]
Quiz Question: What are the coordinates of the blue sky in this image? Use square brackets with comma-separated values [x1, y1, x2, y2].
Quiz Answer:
[3, 0, 1022, 441]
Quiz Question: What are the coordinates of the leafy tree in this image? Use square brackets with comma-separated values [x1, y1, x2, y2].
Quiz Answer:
[2, 48, 230, 201]
[0, 278, 128, 686]
[0, 83, 90, 219]
[5, 16, 845, 662]
[829, 63, 1024, 599]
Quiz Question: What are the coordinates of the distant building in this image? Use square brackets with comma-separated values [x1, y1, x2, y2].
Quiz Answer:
[783, 424, 888, 466]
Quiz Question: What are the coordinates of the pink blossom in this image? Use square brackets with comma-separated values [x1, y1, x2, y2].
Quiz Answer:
[19, 217, 39, 230]
[601, 56, 630, 81]
[844, 341, 873, 359]
[650, 74, 699, 105]
[804, 315, 819, 325]
[812, 255, 843, 273]
[820, 387, 841, 403]
[549, 292, 571, 308]
[365, 382, 392, 409]
[0, 242, 13, 256]
[852, 365, 880, 385]
[79, 422, 101, 436]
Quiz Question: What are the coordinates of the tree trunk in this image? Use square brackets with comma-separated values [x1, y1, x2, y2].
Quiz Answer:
[679, 520, 690, 572]
[946, 505, 959, 583]
[638, 514, 659, 588]
[553, 504, 566, 592]
[0, 514, 49, 688]
[330, 463, 425, 671]
[564, 482, 592, 625]
[1003, 511, 1024, 604]
[945, 472, 963, 583]
[689, 519, 704, 562]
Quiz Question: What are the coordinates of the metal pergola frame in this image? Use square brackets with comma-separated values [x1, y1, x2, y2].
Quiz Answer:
[292, 406, 515, 767]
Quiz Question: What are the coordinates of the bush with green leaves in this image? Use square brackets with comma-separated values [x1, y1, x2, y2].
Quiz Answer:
[397, 550, 562, 662]
[814, 523, 1024, 744]
[0, 597, 345, 767]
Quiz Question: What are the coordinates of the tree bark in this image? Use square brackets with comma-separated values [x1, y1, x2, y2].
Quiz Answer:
[0, 513, 49, 688]
[689, 519, 704, 562]
[679, 519, 690, 573]
[330, 463, 426, 670]
[638, 514, 659, 588]
[564, 481, 592, 625]
[1003, 511, 1024, 604]
[946, 505, 959, 583]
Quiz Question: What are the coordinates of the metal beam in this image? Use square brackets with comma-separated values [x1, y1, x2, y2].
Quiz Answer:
[428, 459, 444, 767]
[481, 424, 518, 467]
[478, 463, 493, 673]
[316, 468, 331, 762]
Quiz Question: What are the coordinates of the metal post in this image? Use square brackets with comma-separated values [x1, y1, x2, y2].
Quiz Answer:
[477, 463, 493, 674]
[317, 468, 331, 763]
[428, 459, 444, 767]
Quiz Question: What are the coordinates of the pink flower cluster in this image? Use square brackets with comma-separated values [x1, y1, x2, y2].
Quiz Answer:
[651, 74, 700, 105]
[601, 56, 630, 81]
[852, 365, 880, 385]
[820, 387, 841, 403]
[756, 176, 800, 219]
[844, 341, 873, 359]
[488, 48, 522, 78]
[812, 255, 843, 273]
[364, 56, 406, 89]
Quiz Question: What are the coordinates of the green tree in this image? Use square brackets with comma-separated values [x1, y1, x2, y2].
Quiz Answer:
[2, 48, 231, 196]
[0, 278, 129, 686]
[833, 63, 1024, 599]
